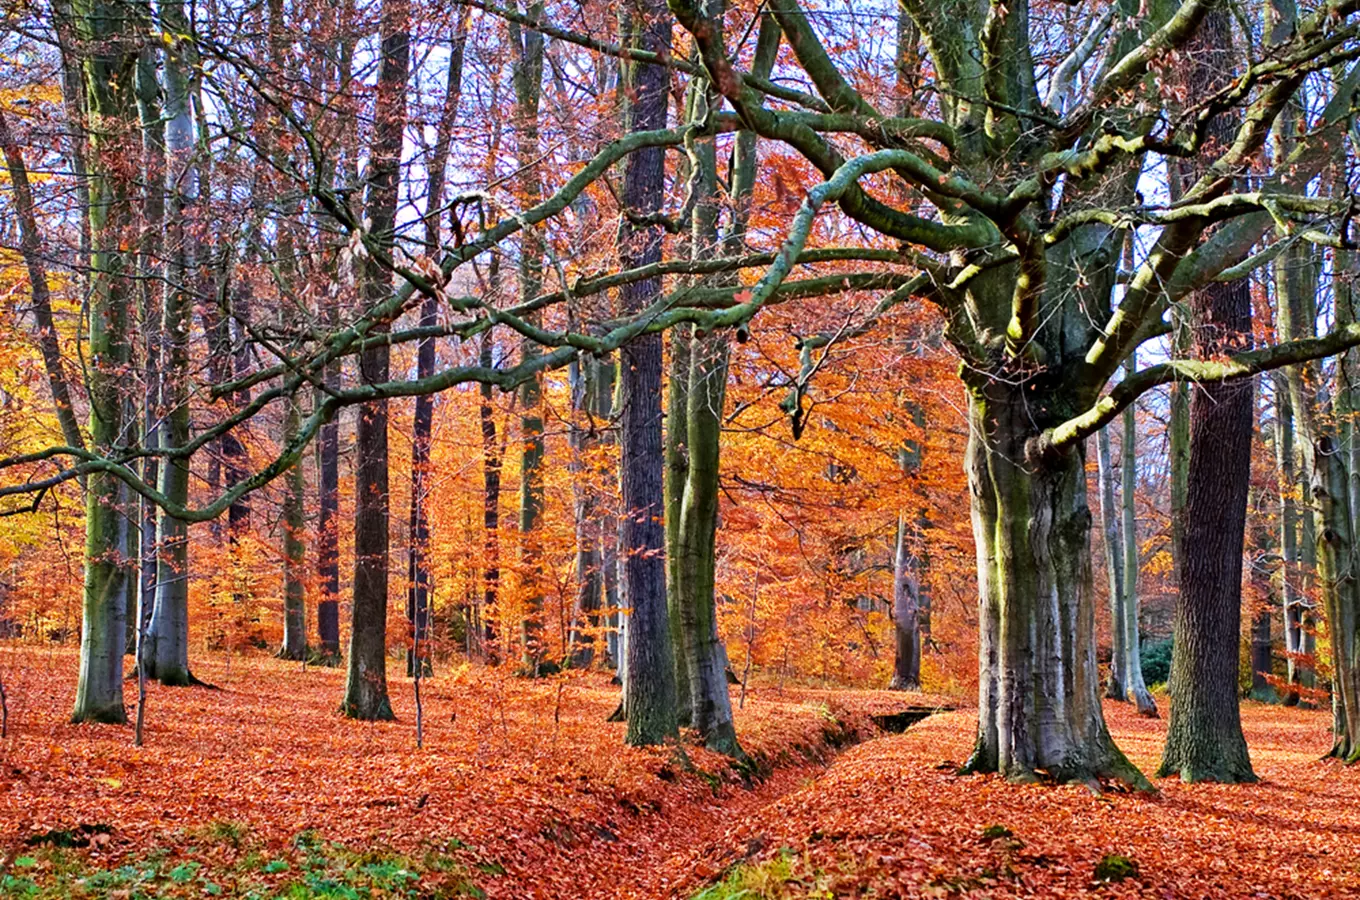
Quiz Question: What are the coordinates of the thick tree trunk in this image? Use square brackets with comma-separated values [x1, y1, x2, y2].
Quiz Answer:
[72, 0, 138, 725]
[342, 0, 409, 721]
[1158, 3, 1257, 784]
[1157, 272, 1257, 782]
[891, 507, 922, 691]
[618, 0, 679, 744]
[665, 324, 694, 725]
[964, 387, 1147, 788]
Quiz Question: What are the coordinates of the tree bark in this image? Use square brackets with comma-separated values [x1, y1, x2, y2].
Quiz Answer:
[963, 386, 1147, 788]
[343, 0, 409, 720]
[406, 11, 468, 678]
[145, 0, 199, 687]
[511, 6, 547, 674]
[1120, 356, 1157, 716]
[281, 394, 308, 660]
[618, 0, 679, 745]
[1096, 425, 1127, 701]
[72, 0, 138, 724]
[1158, 3, 1257, 784]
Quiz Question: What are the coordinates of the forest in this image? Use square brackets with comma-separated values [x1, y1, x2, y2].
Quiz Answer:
[0, 0, 1359, 893]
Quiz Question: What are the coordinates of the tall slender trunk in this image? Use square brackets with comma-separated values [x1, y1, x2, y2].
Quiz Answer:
[1096, 425, 1127, 700]
[510, 6, 547, 673]
[132, 40, 163, 657]
[1275, 377, 1302, 702]
[72, 0, 138, 724]
[145, 0, 198, 687]
[1120, 356, 1157, 716]
[479, 333, 502, 660]
[281, 395, 308, 660]
[618, 0, 678, 744]
[406, 12, 468, 678]
[342, 0, 409, 720]
[665, 324, 693, 723]
[1158, 3, 1257, 783]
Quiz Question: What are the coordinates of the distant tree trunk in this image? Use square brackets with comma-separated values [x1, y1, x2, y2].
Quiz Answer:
[1158, 4, 1257, 784]
[891, 506, 922, 691]
[1120, 358, 1157, 716]
[569, 357, 612, 667]
[342, 0, 409, 721]
[618, 0, 678, 745]
[406, 12, 467, 678]
[1275, 378, 1302, 703]
[479, 332, 502, 661]
[145, 0, 198, 687]
[72, 0, 138, 725]
[316, 366, 342, 659]
[1096, 425, 1127, 701]
[280, 394, 308, 660]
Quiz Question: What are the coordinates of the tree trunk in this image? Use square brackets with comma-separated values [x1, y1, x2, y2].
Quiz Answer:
[963, 386, 1147, 788]
[406, 12, 467, 678]
[479, 333, 502, 661]
[316, 367, 342, 659]
[343, 0, 409, 721]
[280, 395, 308, 660]
[1275, 379, 1302, 703]
[618, 0, 679, 745]
[145, 0, 198, 686]
[1096, 425, 1127, 701]
[665, 324, 694, 725]
[676, 330, 740, 753]
[1158, 3, 1257, 784]
[511, 8, 547, 674]
[1120, 357, 1157, 716]
[72, 0, 138, 725]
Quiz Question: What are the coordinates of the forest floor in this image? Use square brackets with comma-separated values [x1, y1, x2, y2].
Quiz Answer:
[0, 650, 1355, 899]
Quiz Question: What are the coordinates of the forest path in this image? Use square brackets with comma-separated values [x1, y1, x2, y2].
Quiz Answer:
[606, 702, 951, 899]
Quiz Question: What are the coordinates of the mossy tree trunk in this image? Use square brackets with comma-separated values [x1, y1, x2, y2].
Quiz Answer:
[964, 384, 1148, 788]
[72, 0, 138, 724]
[511, 7, 547, 674]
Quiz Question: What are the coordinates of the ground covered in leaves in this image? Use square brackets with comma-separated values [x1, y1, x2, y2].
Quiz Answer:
[689, 702, 1360, 899]
[1, 650, 1355, 898]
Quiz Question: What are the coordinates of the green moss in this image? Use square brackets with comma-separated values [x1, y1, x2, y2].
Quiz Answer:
[1093, 853, 1140, 883]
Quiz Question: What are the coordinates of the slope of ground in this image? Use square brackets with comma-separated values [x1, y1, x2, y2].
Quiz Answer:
[678, 701, 1360, 899]
[0, 649, 945, 899]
